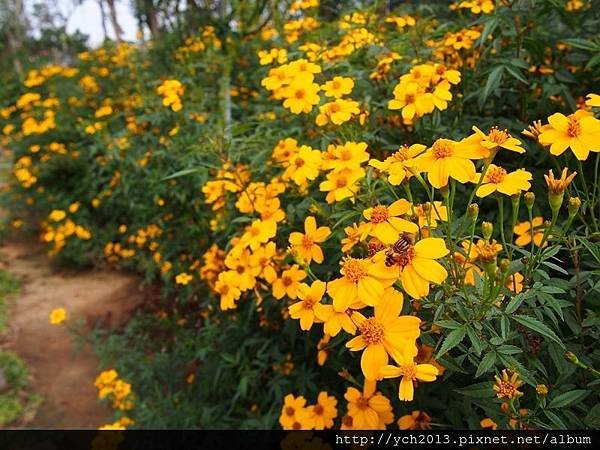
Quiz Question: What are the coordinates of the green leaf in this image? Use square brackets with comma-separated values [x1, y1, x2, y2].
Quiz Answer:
[454, 381, 494, 398]
[435, 319, 463, 330]
[161, 167, 202, 181]
[505, 293, 525, 314]
[475, 352, 496, 377]
[436, 326, 466, 358]
[466, 325, 483, 356]
[548, 390, 590, 409]
[479, 66, 504, 109]
[511, 314, 564, 348]
[544, 410, 567, 429]
[561, 38, 600, 51]
[586, 52, 600, 69]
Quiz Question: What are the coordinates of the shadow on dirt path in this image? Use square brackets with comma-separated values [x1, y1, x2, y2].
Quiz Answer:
[0, 237, 143, 429]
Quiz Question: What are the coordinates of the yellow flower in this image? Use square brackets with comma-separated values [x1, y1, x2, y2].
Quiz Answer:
[475, 164, 532, 197]
[416, 138, 486, 188]
[346, 289, 420, 380]
[224, 249, 261, 291]
[288, 280, 327, 331]
[319, 167, 365, 204]
[468, 125, 525, 155]
[341, 222, 368, 253]
[327, 257, 397, 311]
[322, 76, 354, 98]
[272, 265, 307, 299]
[388, 82, 434, 120]
[289, 216, 331, 264]
[380, 345, 439, 401]
[398, 410, 432, 430]
[544, 167, 576, 196]
[315, 99, 360, 126]
[279, 394, 314, 429]
[538, 110, 600, 160]
[49, 209, 66, 222]
[175, 272, 193, 285]
[49, 307, 67, 325]
[374, 237, 449, 299]
[369, 144, 425, 186]
[493, 369, 524, 399]
[480, 417, 498, 430]
[323, 141, 369, 171]
[319, 304, 357, 336]
[586, 93, 600, 107]
[215, 271, 242, 310]
[514, 217, 546, 247]
[362, 199, 419, 245]
[282, 74, 321, 114]
[344, 381, 394, 429]
[239, 219, 277, 250]
[283, 145, 322, 186]
[309, 391, 338, 429]
[413, 201, 448, 229]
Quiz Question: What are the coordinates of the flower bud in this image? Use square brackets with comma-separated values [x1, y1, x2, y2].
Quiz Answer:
[524, 191, 535, 209]
[565, 351, 579, 364]
[568, 196, 581, 218]
[482, 221, 493, 240]
[536, 384, 548, 396]
[499, 258, 511, 274]
[468, 203, 479, 222]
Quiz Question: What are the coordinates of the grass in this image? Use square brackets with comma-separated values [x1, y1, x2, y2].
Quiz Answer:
[0, 351, 43, 427]
[0, 269, 20, 334]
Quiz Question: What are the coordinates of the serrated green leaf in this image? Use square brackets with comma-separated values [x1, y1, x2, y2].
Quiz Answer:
[548, 390, 590, 409]
[436, 326, 466, 358]
[475, 352, 496, 377]
[511, 314, 564, 347]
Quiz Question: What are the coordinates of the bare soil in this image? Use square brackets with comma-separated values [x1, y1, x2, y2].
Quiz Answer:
[0, 237, 143, 429]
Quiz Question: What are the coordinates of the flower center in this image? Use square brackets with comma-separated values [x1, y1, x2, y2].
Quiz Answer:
[356, 396, 370, 410]
[236, 265, 245, 274]
[302, 297, 315, 309]
[432, 140, 453, 159]
[387, 246, 415, 268]
[282, 276, 293, 286]
[488, 126, 509, 144]
[249, 226, 260, 236]
[313, 404, 324, 415]
[336, 176, 348, 188]
[301, 235, 314, 248]
[497, 380, 517, 398]
[292, 421, 302, 430]
[359, 317, 385, 345]
[370, 205, 389, 223]
[285, 406, 295, 416]
[341, 149, 352, 160]
[436, 65, 446, 75]
[295, 157, 305, 167]
[330, 103, 341, 113]
[478, 241, 500, 262]
[405, 93, 416, 103]
[567, 117, 581, 137]
[294, 89, 305, 100]
[486, 166, 507, 184]
[342, 415, 354, 427]
[342, 258, 367, 282]
[399, 363, 417, 379]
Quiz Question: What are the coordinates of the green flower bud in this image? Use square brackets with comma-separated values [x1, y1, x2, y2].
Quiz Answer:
[482, 221, 493, 240]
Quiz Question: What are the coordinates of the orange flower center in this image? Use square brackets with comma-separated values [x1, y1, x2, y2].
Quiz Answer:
[405, 93, 416, 103]
[219, 284, 230, 295]
[295, 89, 305, 100]
[359, 317, 385, 345]
[567, 117, 581, 137]
[295, 157, 305, 167]
[302, 296, 315, 309]
[370, 205, 389, 223]
[356, 396, 370, 410]
[432, 140, 453, 159]
[436, 65, 446, 75]
[486, 166, 507, 184]
[313, 404, 324, 415]
[478, 241, 500, 262]
[342, 258, 367, 282]
[488, 126, 509, 144]
[497, 380, 518, 398]
[341, 149, 353, 160]
[336, 176, 348, 188]
[329, 103, 341, 113]
[398, 363, 417, 380]
[292, 421, 302, 429]
[342, 415, 354, 427]
[285, 406, 295, 416]
[301, 234, 314, 248]
[236, 265, 245, 274]
[249, 225, 261, 236]
[282, 276, 293, 286]
[332, 80, 341, 90]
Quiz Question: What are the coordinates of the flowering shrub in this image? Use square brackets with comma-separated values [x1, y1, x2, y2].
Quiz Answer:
[1, 0, 600, 430]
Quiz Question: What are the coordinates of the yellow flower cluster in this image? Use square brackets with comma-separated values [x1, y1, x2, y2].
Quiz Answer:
[388, 63, 461, 122]
[279, 391, 337, 430]
[156, 79, 185, 112]
[94, 369, 134, 411]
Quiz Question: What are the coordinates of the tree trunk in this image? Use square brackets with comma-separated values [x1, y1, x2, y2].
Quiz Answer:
[106, 0, 124, 42]
[97, 0, 109, 41]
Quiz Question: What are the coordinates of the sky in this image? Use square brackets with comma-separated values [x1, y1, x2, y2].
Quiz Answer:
[27, 0, 138, 46]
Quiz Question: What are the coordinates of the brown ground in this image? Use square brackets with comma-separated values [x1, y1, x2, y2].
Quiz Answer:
[0, 237, 144, 429]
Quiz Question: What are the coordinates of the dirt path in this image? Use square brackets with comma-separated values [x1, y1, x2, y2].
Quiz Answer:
[0, 237, 144, 429]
